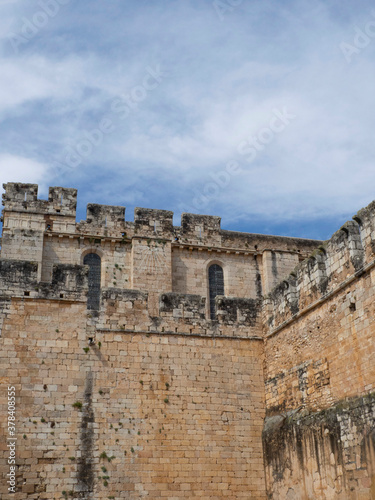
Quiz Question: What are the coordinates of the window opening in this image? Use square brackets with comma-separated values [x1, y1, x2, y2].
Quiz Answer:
[208, 264, 224, 320]
[83, 253, 101, 310]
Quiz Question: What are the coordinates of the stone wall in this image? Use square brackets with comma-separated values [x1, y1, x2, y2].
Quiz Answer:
[2, 182, 375, 499]
[263, 394, 375, 500]
[263, 200, 375, 499]
[0, 298, 266, 499]
[1, 183, 321, 316]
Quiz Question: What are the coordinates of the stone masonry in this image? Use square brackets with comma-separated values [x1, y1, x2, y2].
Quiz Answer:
[0, 182, 374, 499]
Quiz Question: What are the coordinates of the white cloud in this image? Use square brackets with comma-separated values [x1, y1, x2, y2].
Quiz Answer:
[1, 0, 375, 236]
[0, 154, 49, 194]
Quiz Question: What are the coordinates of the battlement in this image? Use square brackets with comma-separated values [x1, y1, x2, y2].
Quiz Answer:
[1, 183, 321, 252]
[134, 207, 174, 236]
[85, 204, 126, 229]
[0, 260, 88, 302]
[2, 183, 77, 217]
[353, 199, 375, 261]
[264, 199, 375, 333]
[179, 213, 221, 244]
[0, 182, 325, 323]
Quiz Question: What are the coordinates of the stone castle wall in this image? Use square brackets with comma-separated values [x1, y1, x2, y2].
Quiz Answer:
[0, 183, 321, 314]
[0, 297, 266, 499]
[263, 203, 375, 499]
[0, 182, 375, 499]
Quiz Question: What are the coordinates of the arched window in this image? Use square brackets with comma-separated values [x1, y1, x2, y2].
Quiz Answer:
[208, 264, 224, 320]
[83, 253, 101, 310]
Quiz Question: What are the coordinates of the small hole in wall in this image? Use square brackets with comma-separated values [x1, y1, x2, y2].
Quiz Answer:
[60, 293, 64, 299]
[349, 302, 356, 312]
[24, 291, 30, 296]
[56, 209, 60, 213]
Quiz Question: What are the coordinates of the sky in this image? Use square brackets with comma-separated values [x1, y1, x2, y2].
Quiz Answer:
[1, 0, 375, 240]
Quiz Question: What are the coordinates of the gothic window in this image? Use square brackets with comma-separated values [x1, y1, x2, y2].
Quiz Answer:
[208, 264, 224, 320]
[83, 253, 101, 310]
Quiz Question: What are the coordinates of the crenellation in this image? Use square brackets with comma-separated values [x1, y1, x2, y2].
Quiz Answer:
[47, 186, 77, 216]
[2, 183, 77, 217]
[38, 264, 88, 302]
[353, 199, 375, 263]
[85, 203, 125, 229]
[159, 292, 206, 321]
[134, 207, 174, 237]
[216, 296, 260, 327]
[180, 213, 221, 245]
[265, 210, 372, 332]
[0, 259, 38, 298]
[99, 288, 149, 331]
[2, 182, 38, 205]
[342, 220, 365, 271]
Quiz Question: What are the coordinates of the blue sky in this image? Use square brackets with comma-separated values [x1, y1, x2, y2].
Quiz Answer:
[1, 0, 375, 240]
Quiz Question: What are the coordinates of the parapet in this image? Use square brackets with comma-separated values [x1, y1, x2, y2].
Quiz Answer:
[0, 259, 38, 297]
[264, 205, 372, 332]
[2, 183, 77, 217]
[134, 207, 174, 237]
[98, 289, 149, 331]
[94, 290, 263, 338]
[353, 200, 375, 262]
[221, 230, 321, 253]
[180, 213, 221, 244]
[1, 183, 323, 258]
[38, 264, 88, 301]
[159, 293, 206, 321]
[0, 260, 88, 301]
[86, 204, 125, 229]
[48, 186, 78, 216]
[216, 297, 260, 327]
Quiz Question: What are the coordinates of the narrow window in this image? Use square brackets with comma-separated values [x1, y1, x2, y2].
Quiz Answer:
[83, 253, 101, 310]
[208, 264, 224, 319]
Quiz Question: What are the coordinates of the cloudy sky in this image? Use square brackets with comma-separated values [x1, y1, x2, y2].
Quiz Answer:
[1, 0, 375, 239]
